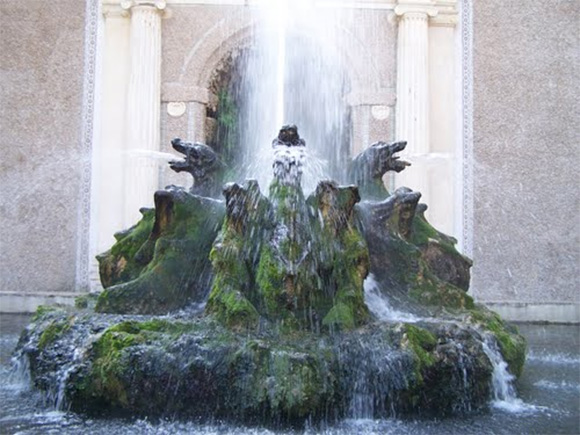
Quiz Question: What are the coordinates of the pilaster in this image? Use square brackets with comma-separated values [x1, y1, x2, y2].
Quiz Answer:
[395, 0, 437, 156]
[394, 0, 437, 232]
[122, 0, 166, 227]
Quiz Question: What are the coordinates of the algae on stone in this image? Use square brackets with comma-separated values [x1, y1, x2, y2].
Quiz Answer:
[207, 176, 370, 332]
[96, 189, 225, 314]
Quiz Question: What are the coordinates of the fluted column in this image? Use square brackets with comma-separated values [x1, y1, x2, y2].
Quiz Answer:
[121, 0, 165, 227]
[395, 1, 437, 155]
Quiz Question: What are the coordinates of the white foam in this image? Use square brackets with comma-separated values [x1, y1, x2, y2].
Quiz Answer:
[490, 398, 548, 414]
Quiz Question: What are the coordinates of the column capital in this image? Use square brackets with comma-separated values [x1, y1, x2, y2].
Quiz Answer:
[120, 0, 166, 12]
[395, 1, 438, 18]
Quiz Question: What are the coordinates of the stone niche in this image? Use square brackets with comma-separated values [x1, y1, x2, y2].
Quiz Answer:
[93, 0, 460, 290]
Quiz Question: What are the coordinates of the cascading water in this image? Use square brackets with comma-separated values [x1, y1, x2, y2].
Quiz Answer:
[232, 0, 351, 193]
[481, 334, 541, 413]
[363, 274, 420, 323]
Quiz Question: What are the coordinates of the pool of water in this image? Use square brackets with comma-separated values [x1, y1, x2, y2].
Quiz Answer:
[1, 314, 578, 434]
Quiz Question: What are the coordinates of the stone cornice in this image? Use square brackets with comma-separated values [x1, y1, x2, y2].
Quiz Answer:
[120, 0, 167, 10]
[394, 0, 458, 26]
[346, 90, 396, 107]
[102, 0, 456, 18]
[395, 1, 438, 18]
[161, 83, 211, 104]
[102, 1, 168, 19]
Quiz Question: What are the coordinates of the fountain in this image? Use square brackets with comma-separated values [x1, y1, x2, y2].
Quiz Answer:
[6, 1, 528, 428]
[12, 124, 526, 427]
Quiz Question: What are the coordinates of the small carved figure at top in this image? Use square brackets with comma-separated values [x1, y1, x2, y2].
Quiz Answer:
[271, 126, 307, 186]
[169, 138, 224, 197]
[272, 124, 306, 147]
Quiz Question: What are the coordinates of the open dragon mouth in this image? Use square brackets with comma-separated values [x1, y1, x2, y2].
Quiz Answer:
[169, 159, 189, 171]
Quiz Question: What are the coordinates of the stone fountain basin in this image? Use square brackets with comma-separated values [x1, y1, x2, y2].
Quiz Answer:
[17, 304, 523, 426]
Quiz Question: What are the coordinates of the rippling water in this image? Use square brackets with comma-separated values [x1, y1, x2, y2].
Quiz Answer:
[1, 314, 578, 435]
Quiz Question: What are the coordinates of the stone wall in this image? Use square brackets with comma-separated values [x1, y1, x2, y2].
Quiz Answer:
[471, 0, 579, 319]
[0, 0, 88, 305]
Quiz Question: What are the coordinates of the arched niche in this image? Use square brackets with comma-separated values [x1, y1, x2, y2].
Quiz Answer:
[162, 7, 393, 173]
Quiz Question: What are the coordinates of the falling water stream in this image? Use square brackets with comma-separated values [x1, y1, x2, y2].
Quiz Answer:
[232, 0, 350, 194]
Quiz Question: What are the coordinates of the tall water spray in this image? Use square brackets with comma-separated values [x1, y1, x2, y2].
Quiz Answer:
[230, 0, 351, 193]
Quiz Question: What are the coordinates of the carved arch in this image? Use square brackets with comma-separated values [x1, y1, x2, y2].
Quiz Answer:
[175, 11, 382, 99]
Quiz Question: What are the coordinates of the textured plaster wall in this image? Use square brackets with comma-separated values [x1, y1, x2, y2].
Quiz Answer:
[471, 0, 579, 303]
[0, 1, 86, 294]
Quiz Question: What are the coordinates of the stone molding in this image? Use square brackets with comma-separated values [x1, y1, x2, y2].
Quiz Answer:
[395, 4, 438, 18]
[121, 0, 167, 11]
[394, 0, 460, 27]
[460, 0, 474, 258]
[431, 14, 458, 27]
[395, 0, 438, 16]
[76, 0, 100, 293]
[346, 90, 396, 107]
[102, 0, 167, 18]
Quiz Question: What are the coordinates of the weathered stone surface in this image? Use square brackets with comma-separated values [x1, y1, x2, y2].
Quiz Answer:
[97, 132, 472, 321]
[207, 175, 369, 332]
[206, 180, 273, 329]
[357, 187, 473, 310]
[96, 188, 225, 314]
[271, 124, 306, 147]
[12, 123, 528, 426]
[169, 138, 226, 197]
[17, 307, 523, 424]
[349, 140, 410, 199]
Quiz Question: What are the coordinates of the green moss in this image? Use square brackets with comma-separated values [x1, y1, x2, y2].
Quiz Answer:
[85, 329, 142, 406]
[208, 241, 260, 329]
[410, 214, 458, 256]
[256, 245, 287, 317]
[319, 229, 369, 330]
[210, 176, 369, 333]
[228, 339, 334, 419]
[38, 318, 71, 349]
[32, 305, 58, 321]
[96, 194, 225, 315]
[100, 208, 156, 287]
[207, 288, 260, 330]
[106, 319, 195, 336]
[402, 324, 437, 382]
[74, 319, 206, 408]
[215, 90, 239, 165]
[322, 302, 355, 330]
[467, 309, 526, 377]
[267, 349, 327, 415]
[110, 209, 156, 257]
[409, 263, 474, 310]
[75, 293, 99, 310]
